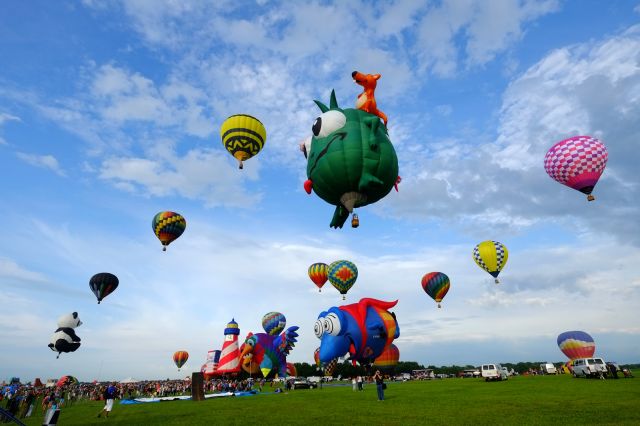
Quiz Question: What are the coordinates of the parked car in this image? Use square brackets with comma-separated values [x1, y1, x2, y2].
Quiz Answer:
[540, 363, 557, 375]
[572, 358, 607, 378]
[291, 378, 317, 389]
[481, 364, 508, 381]
[462, 369, 481, 378]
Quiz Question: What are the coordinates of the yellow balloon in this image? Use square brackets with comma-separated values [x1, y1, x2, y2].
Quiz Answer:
[220, 114, 266, 169]
[472, 240, 508, 283]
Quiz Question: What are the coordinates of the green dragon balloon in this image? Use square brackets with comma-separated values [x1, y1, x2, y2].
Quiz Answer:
[302, 90, 400, 228]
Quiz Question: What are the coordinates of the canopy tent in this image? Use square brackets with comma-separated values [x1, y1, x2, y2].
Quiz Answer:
[120, 377, 138, 384]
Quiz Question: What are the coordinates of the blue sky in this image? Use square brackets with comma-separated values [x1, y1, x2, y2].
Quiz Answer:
[1, 0, 640, 382]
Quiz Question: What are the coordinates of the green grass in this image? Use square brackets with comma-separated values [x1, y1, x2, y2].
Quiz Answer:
[19, 374, 640, 425]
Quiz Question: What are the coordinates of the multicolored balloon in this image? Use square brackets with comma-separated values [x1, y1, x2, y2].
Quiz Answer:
[373, 344, 399, 370]
[56, 375, 78, 387]
[557, 331, 595, 360]
[544, 136, 608, 201]
[313, 347, 321, 368]
[262, 312, 286, 336]
[421, 272, 450, 308]
[220, 114, 266, 169]
[152, 211, 186, 252]
[328, 260, 358, 300]
[473, 241, 508, 284]
[173, 350, 189, 370]
[308, 263, 329, 292]
[89, 272, 119, 304]
[286, 362, 297, 377]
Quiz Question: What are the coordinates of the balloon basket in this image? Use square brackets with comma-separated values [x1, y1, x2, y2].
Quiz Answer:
[162, 246, 167, 252]
[351, 214, 359, 228]
[587, 194, 595, 201]
[437, 303, 441, 308]
[342, 295, 346, 300]
[494, 278, 500, 284]
[238, 160, 244, 170]
[319, 289, 321, 293]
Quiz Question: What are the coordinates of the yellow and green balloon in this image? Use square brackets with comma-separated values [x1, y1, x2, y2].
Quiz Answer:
[220, 114, 266, 169]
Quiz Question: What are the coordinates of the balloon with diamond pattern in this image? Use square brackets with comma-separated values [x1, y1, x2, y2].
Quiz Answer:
[544, 136, 608, 201]
[328, 260, 358, 300]
[152, 211, 186, 251]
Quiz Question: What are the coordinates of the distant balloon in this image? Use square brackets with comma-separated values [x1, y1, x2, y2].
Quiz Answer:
[473, 241, 508, 284]
[308, 263, 329, 292]
[56, 375, 78, 387]
[373, 344, 399, 370]
[421, 272, 450, 308]
[152, 211, 186, 251]
[328, 260, 358, 300]
[313, 347, 321, 368]
[220, 114, 266, 169]
[173, 351, 189, 370]
[89, 272, 119, 304]
[557, 331, 595, 360]
[262, 312, 286, 336]
[544, 136, 608, 201]
[286, 362, 297, 377]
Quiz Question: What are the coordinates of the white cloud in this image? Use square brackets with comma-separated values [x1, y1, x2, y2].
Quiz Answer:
[99, 148, 262, 208]
[0, 112, 20, 125]
[0, 258, 48, 283]
[16, 152, 66, 176]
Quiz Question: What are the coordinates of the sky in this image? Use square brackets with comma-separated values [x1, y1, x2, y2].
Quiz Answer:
[1, 0, 639, 382]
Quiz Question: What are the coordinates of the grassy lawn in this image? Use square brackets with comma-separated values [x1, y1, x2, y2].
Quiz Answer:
[19, 374, 640, 425]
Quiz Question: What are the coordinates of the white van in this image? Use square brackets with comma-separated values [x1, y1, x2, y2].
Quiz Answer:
[572, 358, 607, 378]
[540, 363, 557, 374]
[481, 364, 508, 381]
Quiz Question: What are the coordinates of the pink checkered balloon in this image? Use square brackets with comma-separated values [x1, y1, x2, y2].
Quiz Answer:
[544, 136, 608, 201]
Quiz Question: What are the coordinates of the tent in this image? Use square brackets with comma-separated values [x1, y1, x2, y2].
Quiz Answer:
[120, 377, 138, 384]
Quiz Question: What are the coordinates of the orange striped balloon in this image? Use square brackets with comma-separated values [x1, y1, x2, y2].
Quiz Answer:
[308, 263, 329, 292]
[173, 350, 189, 370]
[373, 344, 399, 370]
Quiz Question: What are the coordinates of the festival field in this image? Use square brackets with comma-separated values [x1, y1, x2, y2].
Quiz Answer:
[20, 374, 640, 426]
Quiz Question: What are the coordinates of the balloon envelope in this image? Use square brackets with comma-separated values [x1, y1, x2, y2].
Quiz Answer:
[308, 263, 329, 291]
[173, 351, 189, 369]
[328, 260, 358, 297]
[373, 344, 399, 370]
[152, 211, 186, 251]
[262, 312, 286, 336]
[89, 272, 119, 304]
[286, 362, 297, 377]
[473, 241, 508, 282]
[544, 136, 608, 200]
[220, 114, 266, 169]
[56, 375, 78, 387]
[421, 272, 450, 306]
[557, 331, 595, 360]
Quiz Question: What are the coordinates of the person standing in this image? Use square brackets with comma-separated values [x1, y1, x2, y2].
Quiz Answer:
[373, 370, 385, 401]
[357, 375, 363, 391]
[352, 377, 357, 391]
[97, 383, 117, 418]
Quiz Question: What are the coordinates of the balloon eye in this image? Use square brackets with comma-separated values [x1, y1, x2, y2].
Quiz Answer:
[312, 110, 346, 138]
[314, 320, 324, 338]
[324, 313, 341, 336]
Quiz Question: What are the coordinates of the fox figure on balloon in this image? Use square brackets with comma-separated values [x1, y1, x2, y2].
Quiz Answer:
[300, 71, 401, 229]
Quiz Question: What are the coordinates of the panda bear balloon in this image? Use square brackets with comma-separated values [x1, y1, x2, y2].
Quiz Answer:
[48, 312, 83, 359]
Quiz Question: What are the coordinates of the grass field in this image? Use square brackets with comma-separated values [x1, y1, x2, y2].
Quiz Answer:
[18, 374, 640, 425]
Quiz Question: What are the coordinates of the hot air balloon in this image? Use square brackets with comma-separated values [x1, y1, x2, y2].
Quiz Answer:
[557, 331, 595, 360]
[220, 114, 266, 169]
[173, 351, 189, 370]
[308, 263, 329, 292]
[313, 347, 321, 368]
[262, 312, 286, 336]
[89, 273, 119, 304]
[472, 241, 508, 284]
[544, 136, 608, 201]
[152, 211, 186, 251]
[302, 89, 400, 228]
[328, 260, 358, 300]
[286, 362, 297, 377]
[373, 344, 399, 371]
[56, 375, 78, 387]
[421, 272, 450, 308]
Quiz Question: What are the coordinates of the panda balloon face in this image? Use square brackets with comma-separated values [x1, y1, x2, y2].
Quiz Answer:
[49, 312, 83, 358]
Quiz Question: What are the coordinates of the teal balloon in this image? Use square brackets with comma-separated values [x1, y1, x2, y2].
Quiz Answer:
[328, 260, 358, 298]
